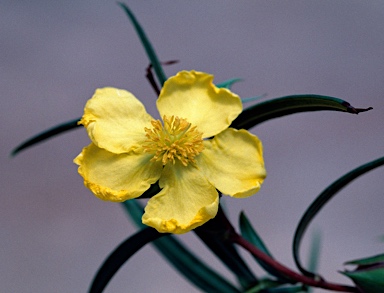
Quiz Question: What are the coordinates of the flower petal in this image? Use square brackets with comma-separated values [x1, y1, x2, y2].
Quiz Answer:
[74, 143, 162, 202]
[157, 71, 242, 138]
[197, 128, 266, 198]
[142, 162, 219, 234]
[80, 87, 153, 154]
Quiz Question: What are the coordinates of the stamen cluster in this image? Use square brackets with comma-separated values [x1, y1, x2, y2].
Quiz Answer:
[144, 115, 204, 166]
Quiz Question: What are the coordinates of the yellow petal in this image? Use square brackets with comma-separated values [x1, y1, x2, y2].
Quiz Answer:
[197, 128, 266, 198]
[157, 71, 242, 138]
[80, 87, 153, 154]
[142, 162, 219, 234]
[74, 143, 162, 202]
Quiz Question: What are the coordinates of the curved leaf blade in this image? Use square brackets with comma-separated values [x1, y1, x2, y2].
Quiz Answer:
[231, 95, 372, 130]
[122, 200, 240, 293]
[239, 212, 293, 283]
[239, 212, 273, 257]
[345, 253, 384, 266]
[118, 2, 167, 86]
[265, 287, 307, 293]
[195, 207, 258, 289]
[89, 227, 165, 293]
[293, 156, 384, 277]
[342, 266, 384, 293]
[12, 118, 81, 156]
[241, 94, 268, 104]
[216, 78, 243, 89]
[343, 253, 384, 293]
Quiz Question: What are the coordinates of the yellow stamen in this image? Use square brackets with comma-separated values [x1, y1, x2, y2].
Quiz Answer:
[144, 115, 204, 166]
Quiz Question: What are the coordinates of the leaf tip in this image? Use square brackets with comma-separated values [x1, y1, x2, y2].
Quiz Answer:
[342, 101, 373, 114]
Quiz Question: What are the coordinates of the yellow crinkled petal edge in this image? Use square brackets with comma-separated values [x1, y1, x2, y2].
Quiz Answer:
[143, 196, 219, 234]
[197, 128, 266, 198]
[79, 87, 153, 154]
[157, 70, 242, 138]
[142, 163, 219, 234]
[74, 144, 162, 202]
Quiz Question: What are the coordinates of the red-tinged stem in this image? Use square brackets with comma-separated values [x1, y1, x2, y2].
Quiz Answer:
[231, 233, 358, 292]
[145, 60, 179, 95]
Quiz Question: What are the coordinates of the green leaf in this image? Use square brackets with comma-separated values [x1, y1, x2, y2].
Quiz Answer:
[304, 231, 321, 293]
[12, 118, 81, 156]
[216, 78, 243, 89]
[345, 254, 384, 267]
[13, 4, 167, 157]
[342, 265, 384, 293]
[89, 227, 165, 293]
[241, 94, 267, 104]
[239, 212, 293, 283]
[293, 156, 384, 278]
[244, 279, 306, 293]
[215, 78, 266, 103]
[122, 200, 240, 293]
[239, 212, 273, 257]
[343, 253, 384, 292]
[194, 207, 258, 289]
[118, 3, 167, 86]
[231, 94, 372, 130]
[306, 230, 321, 275]
[243, 279, 282, 293]
[263, 286, 307, 293]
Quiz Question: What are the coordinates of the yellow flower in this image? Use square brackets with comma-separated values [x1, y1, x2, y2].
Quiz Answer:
[74, 70, 266, 234]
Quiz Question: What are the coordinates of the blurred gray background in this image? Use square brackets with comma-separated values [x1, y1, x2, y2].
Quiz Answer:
[1, 1, 384, 292]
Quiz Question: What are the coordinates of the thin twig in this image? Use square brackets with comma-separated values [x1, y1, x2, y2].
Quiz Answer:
[231, 233, 358, 292]
[145, 60, 178, 95]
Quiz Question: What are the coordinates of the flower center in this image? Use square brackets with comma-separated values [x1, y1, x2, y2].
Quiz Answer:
[144, 115, 204, 166]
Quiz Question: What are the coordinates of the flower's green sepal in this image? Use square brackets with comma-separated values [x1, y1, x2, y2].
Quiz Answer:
[122, 200, 240, 293]
[293, 156, 384, 278]
[11, 118, 81, 156]
[231, 94, 372, 130]
[342, 254, 384, 293]
[89, 227, 166, 293]
[239, 212, 293, 283]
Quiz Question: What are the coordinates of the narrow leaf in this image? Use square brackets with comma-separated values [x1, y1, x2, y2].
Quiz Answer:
[231, 95, 372, 130]
[195, 207, 258, 289]
[265, 287, 307, 293]
[12, 118, 81, 156]
[239, 212, 273, 257]
[122, 200, 240, 293]
[306, 230, 321, 275]
[305, 231, 321, 293]
[293, 156, 384, 277]
[240, 212, 293, 283]
[242, 279, 282, 293]
[342, 267, 384, 293]
[89, 227, 165, 293]
[118, 2, 167, 86]
[216, 78, 243, 89]
[345, 253, 384, 267]
[242, 93, 268, 104]
[343, 253, 384, 293]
